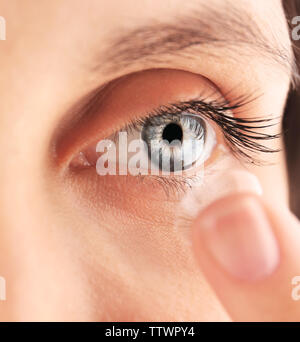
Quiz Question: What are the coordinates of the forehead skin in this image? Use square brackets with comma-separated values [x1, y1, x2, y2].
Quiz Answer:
[0, 0, 292, 112]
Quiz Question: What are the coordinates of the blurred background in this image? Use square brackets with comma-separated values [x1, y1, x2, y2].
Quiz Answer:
[283, 0, 300, 218]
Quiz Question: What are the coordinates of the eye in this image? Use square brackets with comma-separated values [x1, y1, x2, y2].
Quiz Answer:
[70, 111, 218, 178]
[69, 111, 217, 181]
[141, 113, 213, 173]
[55, 68, 279, 205]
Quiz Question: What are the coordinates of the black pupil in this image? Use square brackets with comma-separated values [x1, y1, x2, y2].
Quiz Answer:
[162, 123, 183, 143]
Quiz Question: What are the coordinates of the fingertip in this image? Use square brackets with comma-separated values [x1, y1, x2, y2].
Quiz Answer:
[192, 193, 279, 282]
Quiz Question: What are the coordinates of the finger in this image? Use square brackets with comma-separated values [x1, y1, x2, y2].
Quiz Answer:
[192, 193, 300, 321]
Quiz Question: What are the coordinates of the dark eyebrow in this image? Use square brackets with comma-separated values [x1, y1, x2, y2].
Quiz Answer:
[100, 3, 296, 83]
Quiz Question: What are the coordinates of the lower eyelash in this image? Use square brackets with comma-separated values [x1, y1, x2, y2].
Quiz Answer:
[136, 173, 204, 198]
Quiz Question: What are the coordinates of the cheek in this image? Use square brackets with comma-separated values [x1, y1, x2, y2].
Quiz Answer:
[49, 174, 229, 321]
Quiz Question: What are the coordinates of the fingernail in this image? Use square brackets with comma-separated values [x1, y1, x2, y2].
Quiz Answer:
[196, 195, 279, 281]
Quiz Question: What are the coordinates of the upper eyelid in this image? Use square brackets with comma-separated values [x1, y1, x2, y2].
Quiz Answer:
[53, 69, 277, 169]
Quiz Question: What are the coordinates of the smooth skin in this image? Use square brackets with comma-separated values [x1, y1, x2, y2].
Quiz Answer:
[0, 0, 298, 321]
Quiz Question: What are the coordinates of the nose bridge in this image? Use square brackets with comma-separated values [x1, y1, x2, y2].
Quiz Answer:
[0, 37, 53, 285]
[0, 100, 42, 320]
[0, 81, 61, 319]
[0, 87, 44, 252]
[0, 74, 43, 225]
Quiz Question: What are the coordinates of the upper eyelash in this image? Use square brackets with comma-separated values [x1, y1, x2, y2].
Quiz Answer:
[124, 93, 281, 165]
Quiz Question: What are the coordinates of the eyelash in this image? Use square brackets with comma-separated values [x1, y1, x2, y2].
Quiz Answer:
[102, 93, 280, 196]
[123, 93, 281, 166]
[70, 93, 280, 196]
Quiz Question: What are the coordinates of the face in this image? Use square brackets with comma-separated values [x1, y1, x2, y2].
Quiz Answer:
[0, 0, 293, 321]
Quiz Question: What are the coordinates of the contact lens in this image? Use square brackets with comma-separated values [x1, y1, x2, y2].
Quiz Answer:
[173, 147, 263, 245]
[141, 113, 207, 172]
